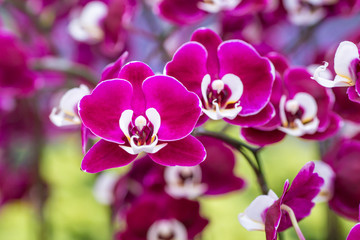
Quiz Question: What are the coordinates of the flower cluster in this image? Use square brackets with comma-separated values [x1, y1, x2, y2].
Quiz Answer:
[2, 0, 360, 239]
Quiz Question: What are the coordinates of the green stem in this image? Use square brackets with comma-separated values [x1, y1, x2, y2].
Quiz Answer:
[30, 57, 98, 87]
[193, 129, 268, 194]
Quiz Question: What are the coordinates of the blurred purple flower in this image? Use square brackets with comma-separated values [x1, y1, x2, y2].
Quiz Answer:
[241, 52, 341, 146]
[323, 135, 360, 220]
[116, 193, 208, 240]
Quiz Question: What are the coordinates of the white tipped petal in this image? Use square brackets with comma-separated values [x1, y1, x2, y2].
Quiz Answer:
[221, 74, 243, 104]
[119, 110, 133, 139]
[334, 41, 359, 81]
[294, 92, 318, 121]
[146, 108, 161, 137]
[201, 74, 211, 107]
[313, 160, 335, 202]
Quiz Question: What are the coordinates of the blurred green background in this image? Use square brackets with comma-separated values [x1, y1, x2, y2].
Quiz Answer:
[0, 123, 355, 240]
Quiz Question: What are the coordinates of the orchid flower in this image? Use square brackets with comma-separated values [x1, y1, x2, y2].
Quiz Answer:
[78, 61, 206, 173]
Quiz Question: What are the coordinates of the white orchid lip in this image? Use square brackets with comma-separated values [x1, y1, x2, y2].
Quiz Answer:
[201, 74, 243, 120]
[312, 41, 360, 88]
[278, 93, 319, 137]
[164, 166, 208, 199]
[49, 85, 90, 127]
[119, 108, 167, 155]
[198, 0, 241, 13]
[238, 190, 278, 231]
[147, 219, 187, 240]
[68, 1, 108, 43]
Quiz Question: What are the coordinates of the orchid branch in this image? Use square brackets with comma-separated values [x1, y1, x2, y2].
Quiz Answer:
[193, 129, 269, 194]
[30, 57, 99, 87]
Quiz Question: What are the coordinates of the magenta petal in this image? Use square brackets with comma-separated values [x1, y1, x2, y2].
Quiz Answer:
[118, 62, 154, 115]
[279, 162, 324, 231]
[100, 51, 128, 82]
[241, 128, 285, 146]
[143, 75, 201, 141]
[218, 40, 274, 116]
[225, 103, 275, 127]
[333, 88, 360, 123]
[347, 223, 360, 240]
[165, 42, 208, 96]
[81, 140, 137, 173]
[265, 181, 289, 240]
[266, 52, 290, 76]
[191, 28, 222, 78]
[197, 136, 245, 195]
[347, 86, 360, 103]
[79, 80, 133, 144]
[157, 0, 206, 25]
[284, 67, 333, 131]
[301, 113, 341, 141]
[149, 135, 206, 166]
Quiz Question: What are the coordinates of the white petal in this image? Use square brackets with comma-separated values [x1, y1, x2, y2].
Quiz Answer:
[239, 191, 278, 231]
[201, 74, 211, 107]
[308, 64, 333, 80]
[119, 110, 133, 139]
[293, 92, 318, 122]
[80, 1, 108, 26]
[60, 85, 90, 113]
[222, 73, 244, 104]
[122, 135, 167, 155]
[334, 41, 359, 81]
[278, 117, 319, 136]
[279, 95, 288, 126]
[146, 108, 161, 137]
[312, 62, 353, 88]
[313, 160, 335, 202]
[165, 183, 207, 199]
[202, 101, 242, 120]
[93, 172, 118, 205]
[49, 108, 81, 127]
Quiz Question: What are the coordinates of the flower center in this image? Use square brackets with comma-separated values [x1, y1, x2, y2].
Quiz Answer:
[201, 74, 243, 120]
[119, 108, 167, 155]
[147, 219, 187, 240]
[278, 93, 319, 137]
[164, 166, 207, 199]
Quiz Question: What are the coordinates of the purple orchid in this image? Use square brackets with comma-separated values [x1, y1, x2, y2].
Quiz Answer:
[78, 61, 205, 173]
[241, 52, 341, 146]
[238, 162, 323, 240]
[68, 0, 136, 57]
[323, 135, 360, 221]
[116, 193, 208, 240]
[165, 28, 275, 127]
[0, 29, 36, 98]
[157, 0, 269, 25]
[312, 41, 360, 103]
